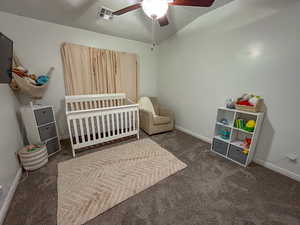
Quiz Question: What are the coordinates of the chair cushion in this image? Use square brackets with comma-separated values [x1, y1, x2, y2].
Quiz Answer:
[153, 116, 171, 125]
[138, 97, 156, 116]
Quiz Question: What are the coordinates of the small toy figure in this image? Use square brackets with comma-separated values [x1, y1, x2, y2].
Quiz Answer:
[226, 98, 235, 109]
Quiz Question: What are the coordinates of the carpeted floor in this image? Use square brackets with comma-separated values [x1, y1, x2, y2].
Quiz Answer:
[4, 130, 300, 225]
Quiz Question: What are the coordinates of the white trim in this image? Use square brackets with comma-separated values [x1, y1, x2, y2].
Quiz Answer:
[254, 158, 300, 182]
[0, 168, 22, 225]
[175, 124, 300, 182]
[175, 124, 212, 144]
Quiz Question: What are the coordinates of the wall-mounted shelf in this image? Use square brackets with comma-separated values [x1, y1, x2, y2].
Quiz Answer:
[211, 107, 264, 167]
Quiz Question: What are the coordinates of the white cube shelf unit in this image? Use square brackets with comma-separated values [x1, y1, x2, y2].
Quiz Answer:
[211, 107, 264, 167]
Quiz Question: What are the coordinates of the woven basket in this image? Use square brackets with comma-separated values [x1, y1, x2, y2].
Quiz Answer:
[18, 145, 48, 171]
[235, 99, 263, 113]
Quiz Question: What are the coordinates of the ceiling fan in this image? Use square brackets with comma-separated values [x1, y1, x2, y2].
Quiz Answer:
[112, 0, 215, 26]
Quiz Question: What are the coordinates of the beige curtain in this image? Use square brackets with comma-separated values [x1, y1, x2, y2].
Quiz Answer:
[61, 43, 138, 101]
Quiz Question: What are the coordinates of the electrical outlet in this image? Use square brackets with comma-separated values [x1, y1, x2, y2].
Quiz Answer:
[287, 153, 298, 161]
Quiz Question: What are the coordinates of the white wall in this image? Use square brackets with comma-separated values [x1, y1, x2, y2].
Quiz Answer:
[0, 85, 23, 207]
[0, 11, 158, 138]
[158, 0, 300, 180]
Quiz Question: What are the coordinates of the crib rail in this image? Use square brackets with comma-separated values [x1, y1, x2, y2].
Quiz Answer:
[66, 93, 127, 113]
[67, 104, 139, 157]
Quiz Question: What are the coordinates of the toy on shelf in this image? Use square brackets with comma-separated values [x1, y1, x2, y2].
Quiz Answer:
[220, 118, 229, 125]
[242, 149, 249, 155]
[235, 93, 263, 112]
[235, 119, 245, 129]
[226, 98, 235, 109]
[243, 138, 252, 149]
[234, 119, 256, 133]
[219, 128, 230, 140]
[245, 120, 256, 132]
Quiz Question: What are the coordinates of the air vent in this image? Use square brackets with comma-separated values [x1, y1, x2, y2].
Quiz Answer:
[97, 7, 113, 20]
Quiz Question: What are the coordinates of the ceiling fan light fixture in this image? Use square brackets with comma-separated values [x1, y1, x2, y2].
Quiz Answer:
[142, 0, 169, 19]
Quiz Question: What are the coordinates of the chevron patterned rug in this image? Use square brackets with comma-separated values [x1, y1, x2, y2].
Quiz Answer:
[57, 138, 187, 225]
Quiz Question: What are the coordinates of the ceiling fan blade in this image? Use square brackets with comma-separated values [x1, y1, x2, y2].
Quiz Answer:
[158, 16, 169, 26]
[170, 0, 215, 7]
[112, 3, 141, 16]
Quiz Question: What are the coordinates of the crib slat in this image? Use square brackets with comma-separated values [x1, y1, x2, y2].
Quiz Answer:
[79, 118, 84, 143]
[116, 113, 120, 135]
[132, 110, 136, 131]
[125, 111, 128, 132]
[96, 115, 100, 139]
[129, 110, 132, 131]
[85, 117, 90, 142]
[91, 116, 95, 140]
[67, 119, 73, 144]
[73, 119, 79, 144]
[111, 113, 115, 136]
[120, 111, 124, 134]
[102, 113, 106, 137]
[107, 114, 111, 137]
[137, 109, 140, 137]
[70, 103, 74, 111]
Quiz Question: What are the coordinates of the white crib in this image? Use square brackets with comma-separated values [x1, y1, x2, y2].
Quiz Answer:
[65, 93, 139, 157]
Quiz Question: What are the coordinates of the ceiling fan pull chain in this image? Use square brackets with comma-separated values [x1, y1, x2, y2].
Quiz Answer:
[151, 17, 155, 51]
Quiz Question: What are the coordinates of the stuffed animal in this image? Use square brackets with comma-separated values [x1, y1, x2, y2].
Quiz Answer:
[249, 96, 260, 106]
[236, 94, 261, 106]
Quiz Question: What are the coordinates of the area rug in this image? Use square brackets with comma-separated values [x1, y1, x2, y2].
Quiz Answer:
[57, 138, 187, 225]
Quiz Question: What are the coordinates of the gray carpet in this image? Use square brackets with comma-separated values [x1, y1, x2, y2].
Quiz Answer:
[4, 130, 300, 225]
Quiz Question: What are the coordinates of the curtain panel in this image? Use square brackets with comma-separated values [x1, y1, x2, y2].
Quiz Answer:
[61, 43, 138, 102]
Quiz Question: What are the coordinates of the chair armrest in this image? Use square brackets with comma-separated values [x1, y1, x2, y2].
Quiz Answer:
[158, 106, 174, 119]
[139, 109, 154, 124]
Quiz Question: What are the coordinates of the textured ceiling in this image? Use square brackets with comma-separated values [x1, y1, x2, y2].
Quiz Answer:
[0, 0, 234, 43]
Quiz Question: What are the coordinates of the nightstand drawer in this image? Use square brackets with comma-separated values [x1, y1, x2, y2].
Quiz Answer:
[34, 107, 54, 126]
[39, 123, 57, 141]
[46, 138, 59, 155]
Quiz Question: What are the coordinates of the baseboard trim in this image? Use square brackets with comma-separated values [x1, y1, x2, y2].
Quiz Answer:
[254, 158, 300, 182]
[175, 125, 212, 144]
[0, 168, 22, 225]
[175, 124, 300, 182]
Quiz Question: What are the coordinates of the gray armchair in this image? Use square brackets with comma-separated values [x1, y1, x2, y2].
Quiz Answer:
[139, 97, 174, 135]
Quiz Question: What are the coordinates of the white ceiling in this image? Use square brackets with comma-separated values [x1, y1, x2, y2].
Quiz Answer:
[0, 0, 235, 43]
